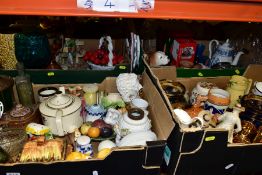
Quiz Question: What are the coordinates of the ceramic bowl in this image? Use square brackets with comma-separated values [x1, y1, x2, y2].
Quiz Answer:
[207, 88, 230, 106]
[85, 104, 107, 122]
[131, 98, 149, 110]
[253, 82, 262, 96]
[38, 87, 59, 102]
[98, 140, 116, 152]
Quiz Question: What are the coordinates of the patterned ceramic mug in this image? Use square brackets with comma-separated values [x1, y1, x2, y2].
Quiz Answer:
[76, 136, 93, 156]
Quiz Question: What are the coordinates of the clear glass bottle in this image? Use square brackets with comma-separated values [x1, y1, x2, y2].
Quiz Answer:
[15, 62, 35, 107]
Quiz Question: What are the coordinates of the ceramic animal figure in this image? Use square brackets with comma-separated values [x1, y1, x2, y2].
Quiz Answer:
[216, 104, 245, 143]
[116, 73, 143, 102]
[188, 109, 215, 129]
[186, 95, 208, 118]
[149, 51, 169, 67]
[104, 108, 122, 125]
[74, 128, 81, 141]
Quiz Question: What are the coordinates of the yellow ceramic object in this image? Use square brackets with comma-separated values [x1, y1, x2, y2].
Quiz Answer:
[227, 75, 252, 108]
[0, 34, 17, 69]
[83, 84, 98, 106]
[96, 148, 111, 159]
[26, 123, 50, 135]
[66, 152, 90, 161]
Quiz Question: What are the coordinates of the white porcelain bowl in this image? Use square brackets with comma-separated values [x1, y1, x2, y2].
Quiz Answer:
[254, 82, 262, 96]
[131, 98, 149, 110]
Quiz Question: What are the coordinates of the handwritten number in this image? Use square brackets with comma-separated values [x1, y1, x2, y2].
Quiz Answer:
[104, 0, 115, 8]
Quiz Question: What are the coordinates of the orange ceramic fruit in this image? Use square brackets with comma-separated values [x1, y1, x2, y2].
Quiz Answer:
[87, 127, 100, 138]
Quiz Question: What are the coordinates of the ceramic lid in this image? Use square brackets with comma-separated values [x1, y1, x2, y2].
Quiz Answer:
[83, 84, 98, 93]
[219, 39, 233, 51]
[10, 104, 32, 118]
[86, 104, 106, 115]
[77, 136, 91, 145]
[39, 93, 81, 117]
[47, 93, 74, 109]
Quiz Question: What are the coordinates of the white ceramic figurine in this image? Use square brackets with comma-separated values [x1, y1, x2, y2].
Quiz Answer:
[216, 104, 245, 143]
[149, 51, 169, 67]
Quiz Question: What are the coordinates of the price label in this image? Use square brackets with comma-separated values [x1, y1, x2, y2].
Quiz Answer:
[77, 0, 93, 9]
[47, 72, 55, 77]
[77, 0, 154, 12]
[119, 65, 127, 70]
[205, 136, 215, 141]
[93, 0, 117, 12]
[235, 69, 240, 74]
[93, 0, 137, 12]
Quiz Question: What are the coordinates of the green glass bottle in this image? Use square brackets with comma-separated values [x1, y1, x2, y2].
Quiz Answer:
[15, 62, 35, 107]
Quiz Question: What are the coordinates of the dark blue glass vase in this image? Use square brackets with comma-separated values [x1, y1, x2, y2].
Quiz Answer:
[14, 33, 51, 69]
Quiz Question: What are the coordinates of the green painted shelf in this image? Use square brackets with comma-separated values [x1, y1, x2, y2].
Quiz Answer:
[0, 66, 245, 84]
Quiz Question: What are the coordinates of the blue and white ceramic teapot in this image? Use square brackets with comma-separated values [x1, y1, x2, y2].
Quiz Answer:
[209, 39, 244, 67]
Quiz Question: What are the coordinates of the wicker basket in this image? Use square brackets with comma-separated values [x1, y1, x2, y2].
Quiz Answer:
[0, 128, 27, 161]
[88, 62, 115, 71]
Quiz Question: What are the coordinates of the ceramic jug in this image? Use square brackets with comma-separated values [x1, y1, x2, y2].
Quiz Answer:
[227, 75, 252, 108]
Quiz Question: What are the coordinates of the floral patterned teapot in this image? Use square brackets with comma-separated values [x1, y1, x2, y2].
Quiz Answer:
[209, 39, 244, 67]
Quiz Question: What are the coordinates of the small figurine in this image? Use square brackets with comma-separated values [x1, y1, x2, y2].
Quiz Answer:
[186, 95, 208, 118]
[216, 104, 245, 143]
[116, 73, 143, 102]
[149, 51, 169, 67]
[104, 108, 122, 125]
[74, 128, 81, 141]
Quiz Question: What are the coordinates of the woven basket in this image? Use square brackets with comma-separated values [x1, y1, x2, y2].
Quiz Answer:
[88, 62, 115, 71]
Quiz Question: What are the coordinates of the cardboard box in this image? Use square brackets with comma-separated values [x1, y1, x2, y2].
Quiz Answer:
[145, 63, 262, 175]
[0, 71, 175, 175]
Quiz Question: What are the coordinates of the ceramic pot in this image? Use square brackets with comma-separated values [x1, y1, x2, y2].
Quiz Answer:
[241, 93, 262, 114]
[204, 88, 230, 114]
[76, 136, 93, 155]
[233, 120, 257, 143]
[115, 108, 151, 137]
[83, 84, 98, 106]
[190, 82, 216, 104]
[85, 104, 106, 122]
[39, 92, 83, 136]
[0, 104, 40, 129]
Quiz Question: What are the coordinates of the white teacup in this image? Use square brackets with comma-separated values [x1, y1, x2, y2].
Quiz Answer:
[253, 82, 262, 96]
[131, 98, 149, 110]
